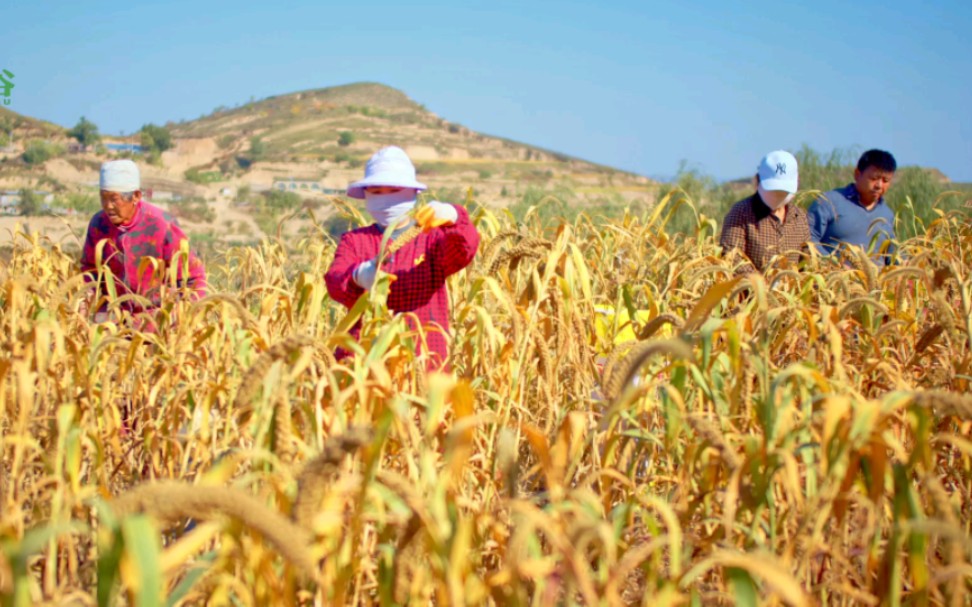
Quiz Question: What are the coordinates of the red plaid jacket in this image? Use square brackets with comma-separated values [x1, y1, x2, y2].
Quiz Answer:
[324, 204, 480, 369]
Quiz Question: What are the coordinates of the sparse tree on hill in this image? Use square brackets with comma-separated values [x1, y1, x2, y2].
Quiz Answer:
[22, 140, 61, 165]
[0, 116, 14, 147]
[140, 123, 173, 154]
[249, 136, 266, 161]
[18, 188, 41, 216]
[237, 184, 251, 203]
[263, 189, 302, 210]
[338, 131, 355, 147]
[68, 116, 101, 148]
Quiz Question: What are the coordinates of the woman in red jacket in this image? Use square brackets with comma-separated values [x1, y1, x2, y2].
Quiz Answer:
[325, 146, 480, 370]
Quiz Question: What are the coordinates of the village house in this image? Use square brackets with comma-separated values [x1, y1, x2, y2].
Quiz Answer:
[273, 178, 323, 193]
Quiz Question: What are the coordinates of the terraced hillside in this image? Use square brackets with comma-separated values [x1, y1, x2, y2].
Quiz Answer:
[0, 83, 657, 246]
[166, 82, 654, 200]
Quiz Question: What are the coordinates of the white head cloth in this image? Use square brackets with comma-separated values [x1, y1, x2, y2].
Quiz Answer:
[100, 160, 141, 192]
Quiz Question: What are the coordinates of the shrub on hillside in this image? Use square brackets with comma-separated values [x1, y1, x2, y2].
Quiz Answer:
[261, 189, 302, 211]
[346, 105, 388, 119]
[18, 188, 43, 216]
[886, 167, 961, 240]
[169, 197, 215, 223]
[249, 137, 266, 161]
[140, 124, 173, 154]
[58, 192, 99, 214]
[236, 185, 252, 204]
[22, 140, 63, 165]
[320, 215, 354, 242]
[217, 134, 236, 149]
[338, 131, 356, 147]
[794, 145, 856, 192]
[654, 162, 737, 235]
[185, 168, 223, 184]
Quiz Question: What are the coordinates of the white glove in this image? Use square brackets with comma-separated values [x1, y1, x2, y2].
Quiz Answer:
[426, 200, 458, 225]
[353, 259, 377, 291]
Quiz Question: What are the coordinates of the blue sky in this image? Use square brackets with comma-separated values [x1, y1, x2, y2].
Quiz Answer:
[4, 0, 971, 181]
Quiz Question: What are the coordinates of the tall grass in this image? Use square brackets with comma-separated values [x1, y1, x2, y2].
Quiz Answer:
[0, 192, 970, 605]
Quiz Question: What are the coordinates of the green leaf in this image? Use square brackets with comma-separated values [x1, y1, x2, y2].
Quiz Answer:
[121, 516, 163, 607]
[728, 566, 758, 607]
[97, 526, 124, 607]
[165, 551, 217, 607]
[3, 523, 84, 607]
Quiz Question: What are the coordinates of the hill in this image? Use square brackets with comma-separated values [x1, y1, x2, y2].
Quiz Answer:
[0, 82, 658, 246]
[163, 82, 653, 199]
[0, 106, 65, 140]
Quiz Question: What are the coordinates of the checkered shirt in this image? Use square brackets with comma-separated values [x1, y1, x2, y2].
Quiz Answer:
[719, 194, 811, 273]
[325, 203, 480, 369]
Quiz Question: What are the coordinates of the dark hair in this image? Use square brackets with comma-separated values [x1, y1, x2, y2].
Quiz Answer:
[856, 149, 897, 173]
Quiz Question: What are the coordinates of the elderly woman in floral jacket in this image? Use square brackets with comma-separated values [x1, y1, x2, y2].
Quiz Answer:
[325, 146, 479, 370]
[80, 160, 207, 320]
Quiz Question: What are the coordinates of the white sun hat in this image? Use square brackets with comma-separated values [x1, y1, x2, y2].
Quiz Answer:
[757, 150, 798, 193]
[100, 159, 141, 192]
[346, 146, 427, 199]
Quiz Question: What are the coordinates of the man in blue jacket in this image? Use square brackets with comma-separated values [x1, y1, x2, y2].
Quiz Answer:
[807, 149, 897, 265]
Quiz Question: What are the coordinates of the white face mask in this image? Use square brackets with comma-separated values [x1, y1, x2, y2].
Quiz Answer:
[758, 183, 795, 211]
[365, 189, 417, 227]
